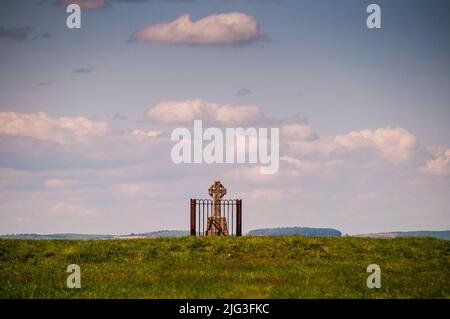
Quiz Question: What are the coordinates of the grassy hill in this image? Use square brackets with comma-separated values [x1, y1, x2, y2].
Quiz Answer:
[0, 230, 189, 240]
[356, 231, 450, 240]
[0, 236, 448, 298]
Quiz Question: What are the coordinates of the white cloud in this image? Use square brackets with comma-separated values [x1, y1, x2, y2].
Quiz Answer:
[118, 183, 144, 196]
[288, 127, 417, 164]
[226, 165, 278, 182]
[45, 179, 80, 189]
[130, 129, 162, 137]
[0, 168, 26, 179]
[130, 13, 264, 45]
[242, 188, 286, 203]
[355, 192, 385, 203]
[281, 124, 317, 141]
[0, 111, 108, 144]
[145, 99, 263, 125]
[334, 127, 417, 163]
[280, 156, 338, 174]
[50, 201, 102, 218]
[420, 148, 450, 177]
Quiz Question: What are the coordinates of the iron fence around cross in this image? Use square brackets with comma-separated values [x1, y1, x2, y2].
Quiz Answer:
[190, 199, 242, 236]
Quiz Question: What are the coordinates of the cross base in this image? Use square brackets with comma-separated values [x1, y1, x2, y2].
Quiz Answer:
[206, 216, 229, 236]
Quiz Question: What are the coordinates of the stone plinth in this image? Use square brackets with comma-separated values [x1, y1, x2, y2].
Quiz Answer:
[206, 215, 229, 236]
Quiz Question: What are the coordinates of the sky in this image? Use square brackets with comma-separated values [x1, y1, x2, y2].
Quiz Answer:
[0, 0, 449, 235]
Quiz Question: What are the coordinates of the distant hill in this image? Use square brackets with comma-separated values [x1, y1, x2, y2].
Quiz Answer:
[0, 231, 189, 240]
[247, 227, 342, 237]
[3, 229, 448, 240]
[0, 233, 114, 240]
[355, 231, 450, 240]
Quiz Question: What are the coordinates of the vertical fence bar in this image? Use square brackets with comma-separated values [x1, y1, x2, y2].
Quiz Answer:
[199, 200, 202, 236]
[206, 200, 209, 235]
[190, 199, 196, 236]
[203, 201, 206, 236]
[236, 199, 242, 236]
[231, 200, 234, 236]
[226, 201, 229, 235]
[206, 200, 210, 236]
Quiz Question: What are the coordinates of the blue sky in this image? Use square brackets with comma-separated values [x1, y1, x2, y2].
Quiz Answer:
[0, 0, 449, 235]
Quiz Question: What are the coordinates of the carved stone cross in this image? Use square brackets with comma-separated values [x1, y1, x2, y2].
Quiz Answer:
[209, 181, 227, 217]
[209, 181, 227, 201]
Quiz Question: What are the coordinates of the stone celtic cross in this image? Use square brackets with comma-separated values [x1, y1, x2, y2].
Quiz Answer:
[209, 181, 227, 217]
[209, 181, 227, 201]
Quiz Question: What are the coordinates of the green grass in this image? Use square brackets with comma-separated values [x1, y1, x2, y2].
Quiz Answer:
[0, 236, 448, 298]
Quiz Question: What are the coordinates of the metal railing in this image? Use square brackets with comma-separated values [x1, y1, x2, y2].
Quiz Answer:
[190, 199, 242, 236]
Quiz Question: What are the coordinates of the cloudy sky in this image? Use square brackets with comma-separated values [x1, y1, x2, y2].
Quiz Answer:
[0, 0, 449, 235]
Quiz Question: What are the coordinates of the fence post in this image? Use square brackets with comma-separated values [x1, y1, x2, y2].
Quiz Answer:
[236, 199, 242, 236]
[190, 199, 196, 236]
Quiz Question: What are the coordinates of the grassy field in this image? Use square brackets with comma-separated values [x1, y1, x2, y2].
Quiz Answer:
[0, 236, 448, 298]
